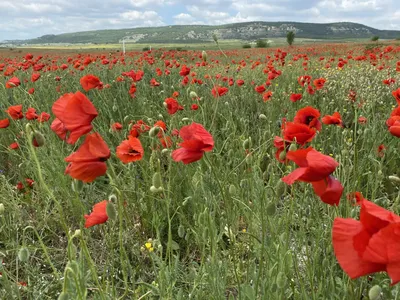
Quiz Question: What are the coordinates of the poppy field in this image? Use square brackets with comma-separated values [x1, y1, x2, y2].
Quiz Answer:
[1, 43, 400, 299]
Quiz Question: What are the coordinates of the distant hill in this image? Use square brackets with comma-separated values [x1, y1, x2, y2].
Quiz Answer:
[4, 21, 400, 44]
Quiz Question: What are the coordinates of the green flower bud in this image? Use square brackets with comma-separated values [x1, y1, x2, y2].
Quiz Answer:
[18, 247, 30, 262]
[368, 285, 382, 300]
[58, 292, 69, 300]
[289, 143, 297, 152]
[189, 91, 198, 99]
[0, 203, 4, 215]
[202, 51, 207, 62]
[106, 202, 117, 221]
[33, 130, 45, 147]
[276, 272, 286, 289]
[152, 172, 162, 189]
[149, 126, 161, 138]
[150, 186, 163, 193]
[266, 202, 276, 216]
[243, 138, 251, 149]
[389, 175, 400, 185]
[259, 114, 267, 120]
[178, 225, 185, 238]
[229, 184, 237, 195]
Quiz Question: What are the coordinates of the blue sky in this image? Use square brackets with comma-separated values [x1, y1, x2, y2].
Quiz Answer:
[1, 0, 399, 41]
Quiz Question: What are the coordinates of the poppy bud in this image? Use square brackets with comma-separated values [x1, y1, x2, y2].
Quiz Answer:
[18, 247, 30, 262]
[212, 33, 218, 43]
[161, 148, 169, 155]
[123, 115, 130, 123]
[33, 131, 45, 147]
[389, 175, 400, 185]
[279, 150, 286, 161]
[178, 225, 185, 238]
[189, 91, 198, 99]
[73, 229, 81, 238]
[243, 138, 251, 149]
[108, 194, 117, 202]
[150, 185, 163, 193]
[182, 117, 190, 122]
[152, 172, 162, 189]
[288, 143, 297, 152]
[276, 180, 286, 197]
[112, 104, 118, 112]
[149, 126, 160, 138]
[58, 292, 69, 300]
[368, 285, 382, 300]
[229, 184, 237, 195]
[259, 114, 267, 120]
[266, 202, 276, 216]
[202, 51, 207, 62]
[25, 123, 34, 134]
[276, 271, 286, 289]
[106, 202, 117, 221]
[245, 153, 252, 164]
[0, 203, 4, 215]
[71, 179, 84, 192]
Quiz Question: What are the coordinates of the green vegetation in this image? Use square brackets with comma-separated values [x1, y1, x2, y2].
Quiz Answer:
[371, 35, 380, 42]
[242, 43, 252, 49]
[255, 39, 269, 48]
[287, 31, 295, 46]
[4, 21, 400, 45]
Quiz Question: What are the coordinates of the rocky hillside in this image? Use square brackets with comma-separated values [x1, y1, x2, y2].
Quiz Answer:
[5, 21, 400, 44]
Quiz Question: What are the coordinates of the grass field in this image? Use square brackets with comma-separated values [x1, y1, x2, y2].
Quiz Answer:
[1, 41, 400, 299]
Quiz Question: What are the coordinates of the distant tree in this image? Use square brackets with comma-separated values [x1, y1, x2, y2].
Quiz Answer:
[286, 31, 295, 46]
[242, 43, 252, 49]
[371, 35, 379, 42]
[255, 39, 269, 48]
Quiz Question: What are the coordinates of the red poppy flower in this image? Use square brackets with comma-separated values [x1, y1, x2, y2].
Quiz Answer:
[6, 77, 20, 88]
[191, 104, 199, 110]
[28, 88, 35, 94]
[311, 175, 343, 205]
[25, 108, 38, 120]
[9, 142, 19, 150]
[389, 120, 400, 137]
[150, 78, 160, 87]
[172, 122, 214, 164]
[262, 91, 273, 102]
[164, 98, 183, 115]
[293, 106, 321, 131]
[116, 136, 144, 164]
[236, 79, 245, 86]
[282, 147, 339, 184]
[333, 198, 400, 284]
[31, 73, 41, 82]
[84, 200, 109, 228]
[179, 65, 190, 76]
[38, 112, 50, 123]
[298, 75, 312, 87]
[322, 112, 342, 127]
[211, 86, 228, 98]
[80, 74, 102, 92]
[6, 105, 23, 120]
[313, 78, 326, 90]
[283, 122, 316, 145]
[64, 133, 110, 183]
[111, 122, 123, 131]
[255, 85, 266, 94]
[392, 88, 400, 105]
[290, 93, 302, 103]
[0, 118, 10, 128]
[358, 116, 367, 124]
[52, 91, 98, 144]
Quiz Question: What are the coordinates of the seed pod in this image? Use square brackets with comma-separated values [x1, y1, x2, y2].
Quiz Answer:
[106, 202, 117, 221]
[18, 247, 30, 262]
